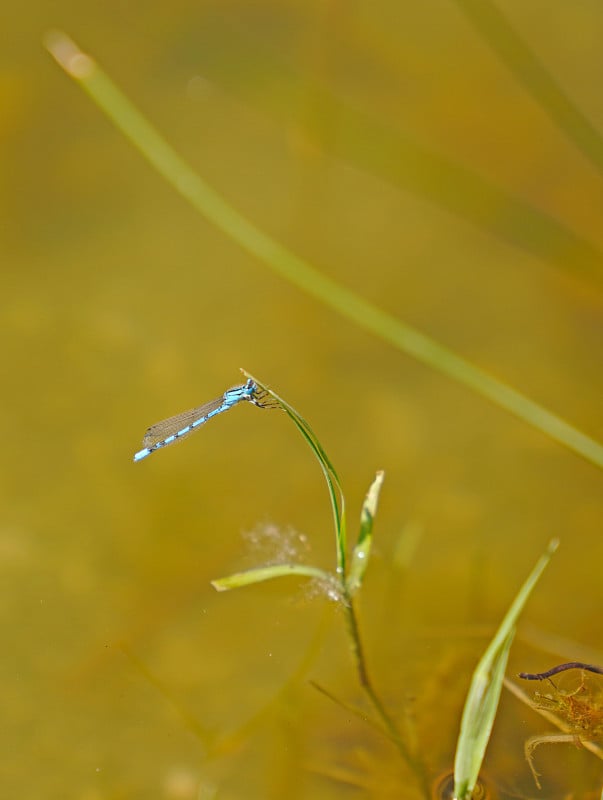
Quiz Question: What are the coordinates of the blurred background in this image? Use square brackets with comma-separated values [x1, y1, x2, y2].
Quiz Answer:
[2, 1, 602, 797]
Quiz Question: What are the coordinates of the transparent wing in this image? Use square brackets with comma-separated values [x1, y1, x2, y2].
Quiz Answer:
[141, 396, 226, 448]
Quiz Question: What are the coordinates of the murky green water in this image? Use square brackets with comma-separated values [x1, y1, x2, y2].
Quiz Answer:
[2, 2, 602, 797]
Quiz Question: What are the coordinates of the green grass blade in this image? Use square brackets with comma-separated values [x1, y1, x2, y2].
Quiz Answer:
[44, 33, 603, 471]
[453, 629, 514, 800]
[347, 471, 384, 596]
[212, 564, 332, 592]
[454, 0, 603, 176]
[453, 538, 559, 799]
[242, 371, 348, 574]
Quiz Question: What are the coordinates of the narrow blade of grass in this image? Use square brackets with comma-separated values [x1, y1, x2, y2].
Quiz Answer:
[347, 471, 384, 596]
[453, 0, 603, 176]
[453, 538, 559, 800]
[44, 33, 603, 472]
[453, 629, 514, 800]
[243, 370, 348, 574]
[212, 563, 332, 592]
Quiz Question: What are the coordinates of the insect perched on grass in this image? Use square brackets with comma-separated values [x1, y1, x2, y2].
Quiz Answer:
[517, 662, 603, 789]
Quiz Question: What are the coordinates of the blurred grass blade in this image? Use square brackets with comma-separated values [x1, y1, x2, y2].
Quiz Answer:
[392, 521, 423, 572]
[347, 471, 384, 596]
[243, 370, 348, 574]
[212, 563, 332, 592]
[454, 0, 603, 176]
[44, 32, 603, 471]
[453, 538, 559, 800]
[188, 19, 603, 278]
[119, 643, 214, 750]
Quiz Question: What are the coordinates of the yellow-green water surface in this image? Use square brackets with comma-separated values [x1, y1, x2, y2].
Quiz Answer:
[2, 2, 603, 797]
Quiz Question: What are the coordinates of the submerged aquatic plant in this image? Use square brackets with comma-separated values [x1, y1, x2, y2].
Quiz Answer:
[513, 663, 603, 789]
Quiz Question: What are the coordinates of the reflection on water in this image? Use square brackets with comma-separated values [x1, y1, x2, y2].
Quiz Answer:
[3, 0, 603, 796]
[432, 771, 492, 800]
